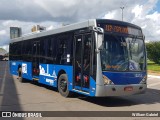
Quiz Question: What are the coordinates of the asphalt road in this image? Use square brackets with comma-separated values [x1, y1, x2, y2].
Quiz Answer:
[0, 61, 160, 120]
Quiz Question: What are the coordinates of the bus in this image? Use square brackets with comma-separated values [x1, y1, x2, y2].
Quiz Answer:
[9, 19, 147, 97]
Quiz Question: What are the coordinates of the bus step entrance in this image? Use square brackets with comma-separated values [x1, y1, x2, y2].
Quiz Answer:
[32, 77, 39, 81]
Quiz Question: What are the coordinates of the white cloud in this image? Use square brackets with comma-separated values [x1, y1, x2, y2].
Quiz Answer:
[0, 19, 61, 50]
[130, 0, 160, 41]
[47, 25, 54, 30]
[146, 11, 160, 21]
[0, 0, 160, 52]
[132, 5, 143, 18]
[0, 30, 6, 35]
[103, 11, 116, 19]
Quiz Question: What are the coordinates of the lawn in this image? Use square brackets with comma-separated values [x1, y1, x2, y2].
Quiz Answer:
[147, 60, 160, 75]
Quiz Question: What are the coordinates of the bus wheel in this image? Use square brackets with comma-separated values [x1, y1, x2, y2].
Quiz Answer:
[58, 74, 72, 97]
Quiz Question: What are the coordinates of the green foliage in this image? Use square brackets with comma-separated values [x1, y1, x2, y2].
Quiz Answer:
[146, 41, 160, 64]
[147, 60, 160, 72]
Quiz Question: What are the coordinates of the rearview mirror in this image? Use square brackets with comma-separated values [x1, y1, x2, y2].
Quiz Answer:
[97, 33, 103, 50]
[93, 27, 104, 52]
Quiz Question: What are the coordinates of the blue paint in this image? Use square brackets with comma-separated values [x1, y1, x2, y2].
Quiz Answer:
[102, 71, 146, 85]
[21, 62, 32, 80]
[9, 61, 22, 75]
[38, 64, 73, 90]
[9, 61, 97, 96]
[89, 77, 96, 96]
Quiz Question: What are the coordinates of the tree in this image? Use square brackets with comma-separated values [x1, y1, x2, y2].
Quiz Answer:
[146, 41, 160, 64]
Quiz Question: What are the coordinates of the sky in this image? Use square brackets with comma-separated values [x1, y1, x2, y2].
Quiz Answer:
[0, 0, 160, 51]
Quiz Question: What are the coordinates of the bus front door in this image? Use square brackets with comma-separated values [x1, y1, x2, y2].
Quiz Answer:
[32, 41, 40, 77]
[74, 34, 92, 92]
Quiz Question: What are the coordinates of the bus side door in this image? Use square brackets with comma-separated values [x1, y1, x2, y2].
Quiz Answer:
[32, 41, 40, 77]
[74, 34, 92, 92]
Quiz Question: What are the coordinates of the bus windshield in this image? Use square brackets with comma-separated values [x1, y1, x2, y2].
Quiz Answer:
[101, 34, 146, 71]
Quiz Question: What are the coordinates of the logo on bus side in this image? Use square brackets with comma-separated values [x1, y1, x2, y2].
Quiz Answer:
[46, 78, 54, 85]
[39, 65, 57, 79]
[22, 63, 27, 74]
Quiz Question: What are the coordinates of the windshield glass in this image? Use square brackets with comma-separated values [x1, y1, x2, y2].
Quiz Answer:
[101, 34, 146, 71]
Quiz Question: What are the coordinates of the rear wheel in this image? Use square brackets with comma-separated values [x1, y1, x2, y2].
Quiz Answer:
[58, 74, 72, 97]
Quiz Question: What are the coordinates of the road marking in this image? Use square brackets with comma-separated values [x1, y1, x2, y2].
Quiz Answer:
[148, 75, 160, 79]
[0, 63, 7, 106]
[148, 81, 160, 87]
[0, 63, 7, 94]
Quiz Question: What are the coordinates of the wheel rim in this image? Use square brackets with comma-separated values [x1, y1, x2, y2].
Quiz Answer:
[60, 79, 67, 92]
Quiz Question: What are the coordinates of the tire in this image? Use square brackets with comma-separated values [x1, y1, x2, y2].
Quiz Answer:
[58, 74, 72, 97]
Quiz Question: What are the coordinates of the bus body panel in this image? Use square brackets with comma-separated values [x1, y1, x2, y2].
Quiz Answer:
[21, 62, 32, 80]
[95, 84, 146, 97]
[39, 64, 73, 90]
[95, 44, 147, 97]
[10, 61, 33, 80]
[102, 71, 146, 85]
[89, 77, 96, 96]
[10, 61, 22, 76]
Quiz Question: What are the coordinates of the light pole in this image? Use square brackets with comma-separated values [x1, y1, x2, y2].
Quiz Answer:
[120, 7, 124, 21]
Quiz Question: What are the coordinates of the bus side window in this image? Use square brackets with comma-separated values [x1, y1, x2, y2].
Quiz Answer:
[83, 35, 91, 75]
[57, 40, 67, 64]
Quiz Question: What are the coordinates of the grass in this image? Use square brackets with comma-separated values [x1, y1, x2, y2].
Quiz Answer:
[147, 60, 160, 75]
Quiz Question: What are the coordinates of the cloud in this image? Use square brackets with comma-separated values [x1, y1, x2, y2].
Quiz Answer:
[0, 0, 142, 23]
[146, 11, 160, 21]
[0, 30, 6, 35]
[130, 0, 160, 41]
[132, 5, 143, 18]
[0, 20, 60, 48]
[103, 10, 117, 19]
[0, 0, 160, 52]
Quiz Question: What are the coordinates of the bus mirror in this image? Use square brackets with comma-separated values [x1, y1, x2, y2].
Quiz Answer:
[97, 33, 103, 50]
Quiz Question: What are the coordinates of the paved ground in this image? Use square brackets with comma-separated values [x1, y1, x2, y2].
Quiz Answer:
[0, 61, 160, 120]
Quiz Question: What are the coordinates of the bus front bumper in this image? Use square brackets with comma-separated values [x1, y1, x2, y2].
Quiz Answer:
[95, 84, 147, 97]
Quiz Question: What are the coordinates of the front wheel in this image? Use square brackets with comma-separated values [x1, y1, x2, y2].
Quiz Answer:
[58, 74, 72, 97]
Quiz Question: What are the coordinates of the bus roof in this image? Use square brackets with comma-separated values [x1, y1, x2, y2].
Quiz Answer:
[10, 19, 97, 43]
[10, 19, 142, 43]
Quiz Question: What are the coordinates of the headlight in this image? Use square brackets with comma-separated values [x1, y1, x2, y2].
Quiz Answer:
[140, 75, 147, 84]
[103, 75, 114, 85]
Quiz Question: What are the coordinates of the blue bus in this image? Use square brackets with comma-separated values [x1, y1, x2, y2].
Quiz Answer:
[9, 19, 147, 97]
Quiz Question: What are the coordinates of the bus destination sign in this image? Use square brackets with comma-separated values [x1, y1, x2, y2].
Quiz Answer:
[103, 24, 142, 36]
[105, 24, 128, 34]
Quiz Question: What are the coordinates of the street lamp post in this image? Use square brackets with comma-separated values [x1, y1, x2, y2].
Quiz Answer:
[120, 7, 124, 21]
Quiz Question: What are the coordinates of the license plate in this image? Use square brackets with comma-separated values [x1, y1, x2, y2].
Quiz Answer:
[124, 86, 133, 91]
